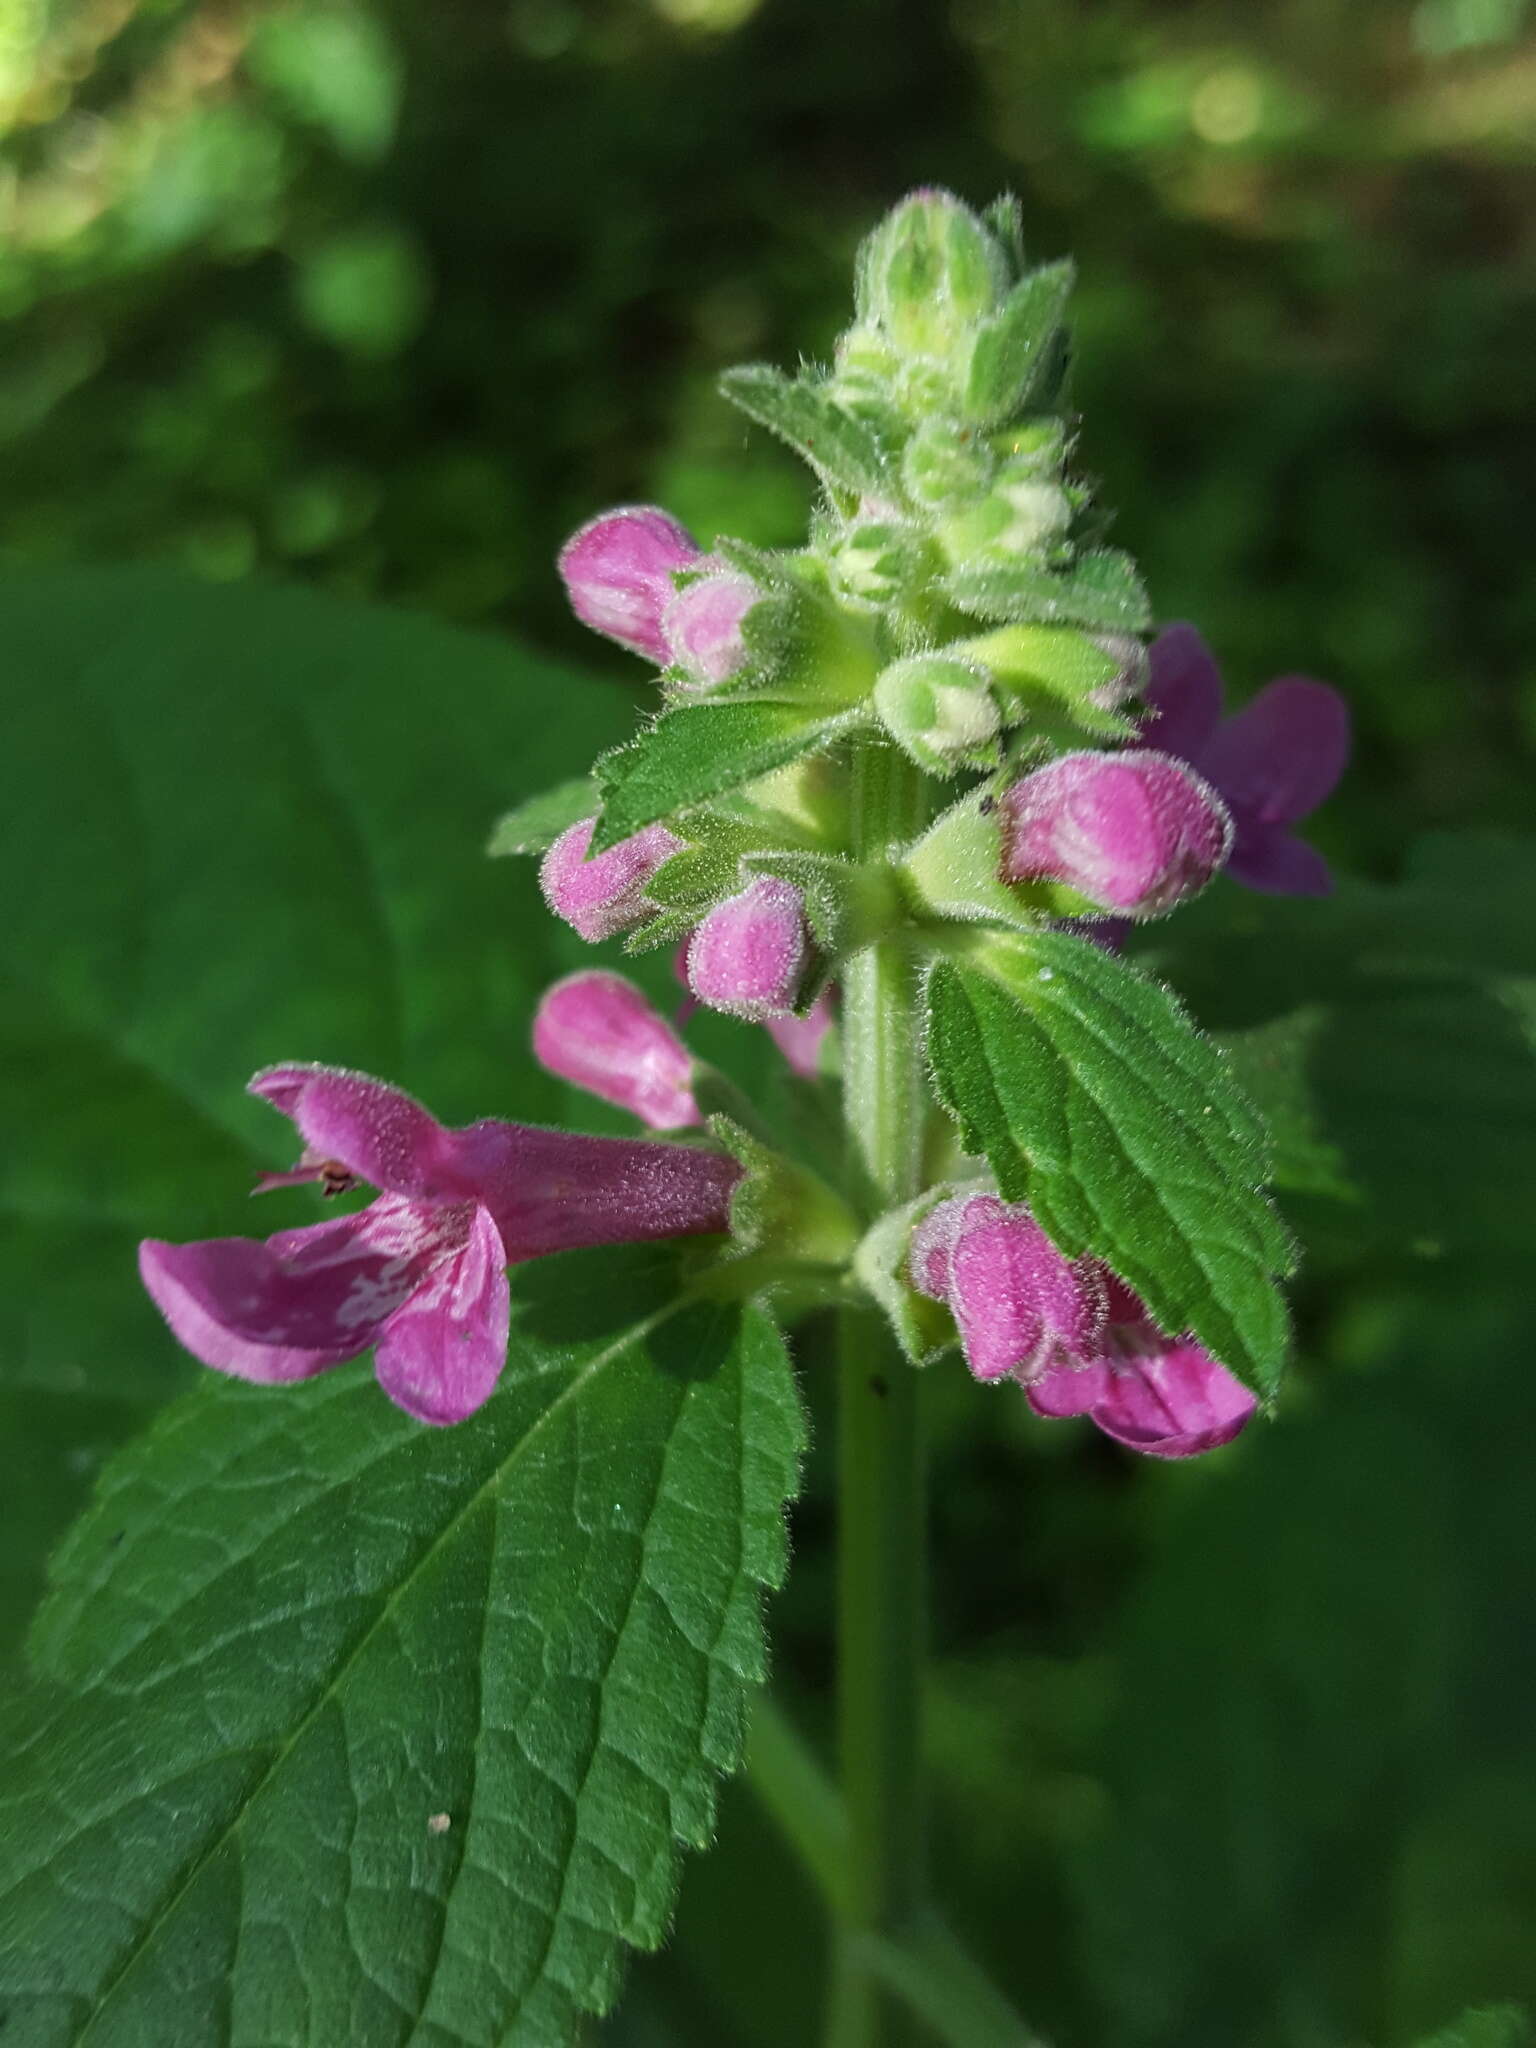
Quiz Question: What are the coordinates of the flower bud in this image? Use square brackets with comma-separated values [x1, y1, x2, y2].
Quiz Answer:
[766, 986, 835, 1078]
[873, 655, 1000, 776]
[558, 506, 700, 662]
[539, 816, 683, 943]
[662, 570, 760, 689]
[685, 877, 811, 1022]
[855, 189, 1010, 365]
[533, 971, 698, 1131]
[832, 517, 932, 607]
[909, 1194, 1107, 1383]
[941, 473, 1073, 567]
[1026, 1278, 1256, 1458]
[998, 749, 1232, 917]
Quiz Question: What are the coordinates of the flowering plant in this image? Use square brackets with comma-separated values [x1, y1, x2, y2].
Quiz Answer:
[1, 193, 1374, 2046]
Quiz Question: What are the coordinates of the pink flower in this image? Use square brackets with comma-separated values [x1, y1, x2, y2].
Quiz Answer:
[909, 1194, 1107, 1383]
[663, 570, 759, 688]
[558, 505, 701, 663]
[685, 876, 811, 1021]
[1026, 1277, 1257, 1458]
[140, 1064, 739, 1425]
[765, 986, 836, 1078]
[1138, 624, 1350, 896]
[533, 970, 698, 1130]
[539, 816, 683, 943]
[999, 749, 1232, 917]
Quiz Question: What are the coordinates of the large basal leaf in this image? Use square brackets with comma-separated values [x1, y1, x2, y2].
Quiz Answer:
[927, 930, 1292, 1393]
[0, 565, 639, 1673]
[0, 1245, 804, 2046]
[593, 699, 863, 852]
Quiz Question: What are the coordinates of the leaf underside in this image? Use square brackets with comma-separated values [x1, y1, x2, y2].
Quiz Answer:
[0, 1246, 805, 2048]
[927, 930, 1293, 1393]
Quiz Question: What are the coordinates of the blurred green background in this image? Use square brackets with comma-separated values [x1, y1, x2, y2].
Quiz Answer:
[2, 1, 1535, 2044]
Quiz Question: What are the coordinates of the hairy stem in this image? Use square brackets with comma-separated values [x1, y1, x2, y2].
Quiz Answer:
[828, 739, 930, 2047]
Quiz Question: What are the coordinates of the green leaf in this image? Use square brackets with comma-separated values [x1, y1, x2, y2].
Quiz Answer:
[0, 1246, 805, 2044]
[943, 549, 1151, 632]
[486, 775, 596, 856]
[0, 565, 636, 1674]
[593, 699, 863, 853]
[962, 259, 1075, 423]
[718, 365, 897, 497]
[926, 932, 1292, 1393]
[1417, 2008, 1532, 2048]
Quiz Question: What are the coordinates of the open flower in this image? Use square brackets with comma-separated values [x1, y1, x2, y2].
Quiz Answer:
[1138, 624, 1349, 896]
[140, 1063, 740, 1425]
[1026, 1276, 1257, 1458]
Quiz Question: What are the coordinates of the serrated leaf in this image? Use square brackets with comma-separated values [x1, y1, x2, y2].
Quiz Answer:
[943, 549, 1150, 632]
[0, 1245, 805, 2046]
[487, 776, 596, 856]
[926, 931, 1292, 1393]
[593, 700, 863, 853]
[718, 365, 896, 498]
[0, 566, 634, 1674]
[962, 259, 1075, 423]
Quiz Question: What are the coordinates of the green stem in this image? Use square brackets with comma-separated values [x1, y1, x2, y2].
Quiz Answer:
[747, 1696, 1046, 2048]
[829, 737, 930, 2047]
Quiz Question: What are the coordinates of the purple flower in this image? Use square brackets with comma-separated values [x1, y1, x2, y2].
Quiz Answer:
[533, 970, 699, 1130]
[539, 815, 683, 943]
[685, 877, 812, 1022]
[663, 570, 760, 689]
[558, 505, 702, 663]
[999, 749, 1232, 917]
[140, 1063, 740, 1425]
[909, 1194, 1108, 1383]
[1026, 1276, 1257, 1458]
[1138, 624, 1350, 896]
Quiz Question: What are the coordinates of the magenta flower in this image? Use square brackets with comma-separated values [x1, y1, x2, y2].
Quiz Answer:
[140, 1064, 739, 1425]
[663, 570, 759, 689]
[999, 749, 1232, 917]
[685, 876, 812, 1021]
[1138, 624, 1350, 896]
[909, 1194, 1108, 1383]
[1026, 1276, 1257, 1458]
[558, 505, 701, 663]
[539, 815, 683, 943]
[533, 970, 699, 1130]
